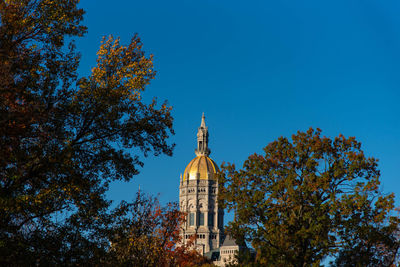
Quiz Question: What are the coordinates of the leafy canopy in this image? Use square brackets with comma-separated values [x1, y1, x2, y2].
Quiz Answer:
[0, 0, 177, 264]
[107, 192, 210, 267]
[219, 128, 399, 267]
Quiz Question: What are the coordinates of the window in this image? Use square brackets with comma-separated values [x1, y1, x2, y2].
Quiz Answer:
[189, 213, 195, 226]
[218, 213, 223, 227]
[199, 212, 204, 226]
[208, 212, 214, 226]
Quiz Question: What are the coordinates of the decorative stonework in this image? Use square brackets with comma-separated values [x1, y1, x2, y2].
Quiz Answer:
[179, 114, 241, 266]
[179, 114, 223, 254]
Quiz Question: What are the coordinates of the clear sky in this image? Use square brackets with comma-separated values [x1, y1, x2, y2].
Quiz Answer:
[76, 1, 400, 210]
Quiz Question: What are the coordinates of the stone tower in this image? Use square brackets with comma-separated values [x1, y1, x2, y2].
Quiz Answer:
[179, 113, 224, 254]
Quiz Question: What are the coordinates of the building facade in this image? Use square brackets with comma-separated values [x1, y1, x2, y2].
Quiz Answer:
[179, 114, 240, 266]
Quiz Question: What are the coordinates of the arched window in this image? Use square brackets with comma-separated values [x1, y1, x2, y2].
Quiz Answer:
[199, 212, 204, 225]
[189, 213, 195, 226]
[208, 212, 214, 226]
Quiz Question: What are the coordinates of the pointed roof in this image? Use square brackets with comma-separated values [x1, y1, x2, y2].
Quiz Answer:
[201, 112, 206, 128]
[195, 113, 210, 156]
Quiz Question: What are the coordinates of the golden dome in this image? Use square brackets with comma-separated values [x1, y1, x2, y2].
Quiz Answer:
[183, 155, 219, 181]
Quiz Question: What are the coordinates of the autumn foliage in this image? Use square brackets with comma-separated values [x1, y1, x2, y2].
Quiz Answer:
[0, 0, 188, 265]
[220, 128, 400, 266]
[107, 192, 209, 266]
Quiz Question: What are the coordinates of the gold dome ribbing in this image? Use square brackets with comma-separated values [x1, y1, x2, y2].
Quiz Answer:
[183, 155, 219, 181]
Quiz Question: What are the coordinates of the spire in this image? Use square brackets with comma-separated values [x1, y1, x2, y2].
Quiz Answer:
[195, 113, 211, 156]
[201, 112, 206, 128]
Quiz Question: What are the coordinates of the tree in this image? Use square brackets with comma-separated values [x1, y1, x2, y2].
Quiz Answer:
[219, 128, 400, 266]
[226, 249, 258, 267]
[331, 209, 399, 266]
[0, 0, 174, 264]
[107, 192, 210, 267]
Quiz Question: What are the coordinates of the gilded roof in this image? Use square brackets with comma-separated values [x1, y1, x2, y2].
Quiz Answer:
[183, 155, 219, 181]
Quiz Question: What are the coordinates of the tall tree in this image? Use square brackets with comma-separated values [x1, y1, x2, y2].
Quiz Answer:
[219, 128, 399, 266]
[0, 0, 174, 264]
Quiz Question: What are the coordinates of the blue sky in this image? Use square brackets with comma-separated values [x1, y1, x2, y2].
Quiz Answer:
[76, 1, 400, 210]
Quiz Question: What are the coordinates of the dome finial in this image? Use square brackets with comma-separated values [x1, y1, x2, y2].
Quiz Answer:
[201, 112, 206, 128]
[195, 113, 210, 156]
